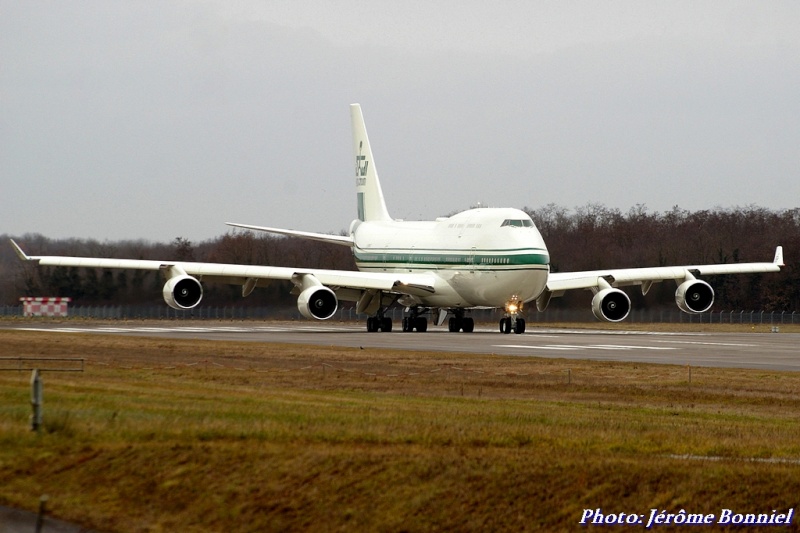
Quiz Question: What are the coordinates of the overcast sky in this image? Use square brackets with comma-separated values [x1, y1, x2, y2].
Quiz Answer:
[2, 1, 798, 243]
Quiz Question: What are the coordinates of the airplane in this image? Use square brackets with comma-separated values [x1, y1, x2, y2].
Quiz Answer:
[10, 104, 785, 334]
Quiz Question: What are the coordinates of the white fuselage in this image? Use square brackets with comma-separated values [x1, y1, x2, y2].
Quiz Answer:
[351, 207, 550, 309]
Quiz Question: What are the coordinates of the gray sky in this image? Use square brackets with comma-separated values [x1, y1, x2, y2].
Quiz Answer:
[2, 1, 799, 242]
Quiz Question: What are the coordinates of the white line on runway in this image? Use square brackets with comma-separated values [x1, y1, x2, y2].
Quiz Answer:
[594, 344, 676, 350]
[12, 325, 359, 335]
[494, 344, 676, 351]
[653, 340, 756, 347]
[529, 329, 706, 336]
[496, 345, 578, 351]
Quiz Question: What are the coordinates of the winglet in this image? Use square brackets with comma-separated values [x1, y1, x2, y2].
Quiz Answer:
[774, 246, 784, 266]
[9, 239, 31, 261]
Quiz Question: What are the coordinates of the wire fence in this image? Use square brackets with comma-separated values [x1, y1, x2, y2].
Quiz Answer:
[0, 304, 797, 324]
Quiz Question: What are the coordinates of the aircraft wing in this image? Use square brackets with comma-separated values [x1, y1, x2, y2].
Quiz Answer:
[9, 239, 435, 297]
[546, 246, 784, 293]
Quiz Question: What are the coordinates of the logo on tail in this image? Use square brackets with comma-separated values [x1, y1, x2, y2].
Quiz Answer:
[355, 141, 368, 186]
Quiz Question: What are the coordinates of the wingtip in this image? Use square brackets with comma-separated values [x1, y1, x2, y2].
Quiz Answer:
[774, 245, 785, 266]
[9, 239, 30, 261]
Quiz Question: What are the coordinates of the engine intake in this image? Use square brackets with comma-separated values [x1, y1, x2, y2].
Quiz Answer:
[591, 288, 631, 322]
[297, 286, 338, 320]
[675, 279, 714, 314]
[163, 275, 203, 310]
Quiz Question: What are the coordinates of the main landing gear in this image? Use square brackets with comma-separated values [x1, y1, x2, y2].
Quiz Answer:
[447, 310, 474, 333]
[366, 308, 428, 333]
[365, 307, 429, 333]
[365, 302, 526, 334]
[401, 308, 428, 332]
[366, 315, 392, 332]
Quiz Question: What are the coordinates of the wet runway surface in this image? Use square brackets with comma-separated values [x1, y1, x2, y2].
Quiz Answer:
[6, 322, 799, 371]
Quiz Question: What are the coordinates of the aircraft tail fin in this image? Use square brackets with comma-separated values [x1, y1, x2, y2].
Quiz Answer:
[351, 104, 391, 222]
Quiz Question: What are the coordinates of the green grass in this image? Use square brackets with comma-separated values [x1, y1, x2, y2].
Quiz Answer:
[1, 329, 800, 531]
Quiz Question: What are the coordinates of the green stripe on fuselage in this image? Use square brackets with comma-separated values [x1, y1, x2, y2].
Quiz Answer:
[353, 249, 550, 268]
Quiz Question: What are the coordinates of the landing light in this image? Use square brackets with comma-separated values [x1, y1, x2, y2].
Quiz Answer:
[505, 297, 523, 314]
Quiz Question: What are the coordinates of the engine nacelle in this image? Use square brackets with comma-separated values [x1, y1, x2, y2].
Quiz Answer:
[297, 285, 338, 320]
[591, 288, 631, 322]
[163, 275, 203, 310]
[675, 279, 714, 314]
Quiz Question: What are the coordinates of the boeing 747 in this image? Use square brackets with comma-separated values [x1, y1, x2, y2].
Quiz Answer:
[11, 104, 784, 333]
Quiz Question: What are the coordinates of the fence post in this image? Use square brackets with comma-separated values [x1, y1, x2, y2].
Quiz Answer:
[35, 494, 48, 533]
[30, 369, 43, 432]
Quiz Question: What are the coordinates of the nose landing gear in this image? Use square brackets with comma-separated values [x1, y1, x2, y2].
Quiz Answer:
[500, 296, 525, 334]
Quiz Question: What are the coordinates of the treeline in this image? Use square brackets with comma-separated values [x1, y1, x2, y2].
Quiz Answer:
[525, 204, 799, 311]
[2, 204, 798, 311]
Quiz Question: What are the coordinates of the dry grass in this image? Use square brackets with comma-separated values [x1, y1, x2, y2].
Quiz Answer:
[2, 328, 800, 532]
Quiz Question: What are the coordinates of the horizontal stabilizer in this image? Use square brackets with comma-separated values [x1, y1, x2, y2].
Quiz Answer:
[226, 223, 354, 246]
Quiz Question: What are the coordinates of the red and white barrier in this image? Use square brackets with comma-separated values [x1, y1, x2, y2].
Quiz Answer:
[20, 297, 72, 317]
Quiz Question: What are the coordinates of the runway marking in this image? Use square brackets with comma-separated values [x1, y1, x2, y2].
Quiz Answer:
[494, 344, 676, 351]
[530, 329, 706, 337]
[653, 340, 757, 347]
[495, 345, 577, 351]
[12, 325, 360, 335]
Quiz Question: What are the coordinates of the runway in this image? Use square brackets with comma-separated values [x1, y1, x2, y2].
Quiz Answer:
[6, 321, 799, 371]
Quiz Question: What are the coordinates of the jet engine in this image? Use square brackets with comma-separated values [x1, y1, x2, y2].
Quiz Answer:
[297, 285, 338, 320]
[163, 275, 203, 310]
[675, 279, 714, 314]
[591, 288, 631, 322]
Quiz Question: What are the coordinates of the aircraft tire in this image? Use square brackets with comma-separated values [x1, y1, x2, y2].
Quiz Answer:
[462, 317, 474, 333]
[415, 316, 428, 332]
[500, 318, 512, 334]
[513, 318, 526, 334]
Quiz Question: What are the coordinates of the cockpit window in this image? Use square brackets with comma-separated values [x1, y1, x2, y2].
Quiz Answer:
[501, 219, 533, 227]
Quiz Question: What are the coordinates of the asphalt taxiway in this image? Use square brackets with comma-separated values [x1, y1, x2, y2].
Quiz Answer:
[6, 322, 799, 371]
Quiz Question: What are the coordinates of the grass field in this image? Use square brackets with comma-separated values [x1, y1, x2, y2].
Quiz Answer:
[2, 325, 800, 531]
